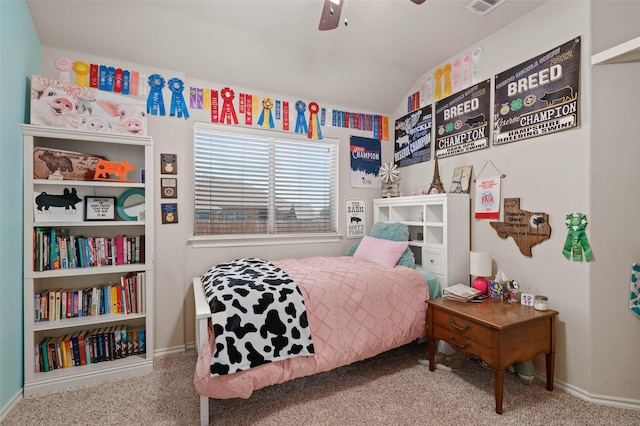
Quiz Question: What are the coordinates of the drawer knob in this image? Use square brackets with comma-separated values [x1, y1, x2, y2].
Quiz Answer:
[449, 317, 471, 331]
[448, 334, 471, 348]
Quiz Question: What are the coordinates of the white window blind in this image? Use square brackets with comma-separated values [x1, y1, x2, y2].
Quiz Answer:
[194, 123, 338, 237]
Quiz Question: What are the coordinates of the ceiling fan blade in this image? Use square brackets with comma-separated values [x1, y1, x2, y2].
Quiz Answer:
[318, 0, 343, 31]
[410, 0, 426, 4]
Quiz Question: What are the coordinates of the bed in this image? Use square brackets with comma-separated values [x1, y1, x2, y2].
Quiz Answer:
[193, 253, 441, 426]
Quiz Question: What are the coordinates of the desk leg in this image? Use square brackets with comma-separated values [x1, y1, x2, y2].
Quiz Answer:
[546, 316, 556, 391]
[428, 337, 436, 371]
[493, 369, 504, 414]
[545, 352, 555, 391]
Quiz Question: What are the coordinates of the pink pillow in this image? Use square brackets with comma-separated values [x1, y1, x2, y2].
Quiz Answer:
[353, 235, 409, 267]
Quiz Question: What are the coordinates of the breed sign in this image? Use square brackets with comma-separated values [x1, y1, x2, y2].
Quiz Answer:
[434, 80, 491, 158]
[493, 37, 580, 145]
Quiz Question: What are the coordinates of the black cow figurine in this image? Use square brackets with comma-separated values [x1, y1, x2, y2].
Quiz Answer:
[35, 188, 81, 213]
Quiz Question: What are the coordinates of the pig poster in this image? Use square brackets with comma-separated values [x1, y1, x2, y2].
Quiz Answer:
[493, 37, 580, 145]
[434, 79, 490, 158]
[394, 105, 432, 168]
[30, 75, 148, 136]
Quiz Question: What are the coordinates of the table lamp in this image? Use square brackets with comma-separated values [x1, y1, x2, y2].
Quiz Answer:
[470, 251, 492, 295]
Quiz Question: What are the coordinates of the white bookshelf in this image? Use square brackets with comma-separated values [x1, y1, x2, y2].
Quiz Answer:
[22, 124, 154, 395]
[591, 36, 640, 65]
[373, 194, 470, 289]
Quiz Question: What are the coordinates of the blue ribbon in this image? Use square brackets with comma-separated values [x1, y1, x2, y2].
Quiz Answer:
[147, 74, 166, 116]
[295, 100, 308, 134]
[122, 70, 130, 95]
[168, 78, 190, 119]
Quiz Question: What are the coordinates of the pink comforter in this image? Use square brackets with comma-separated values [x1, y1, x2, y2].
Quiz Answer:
[194, 256, 428, 399]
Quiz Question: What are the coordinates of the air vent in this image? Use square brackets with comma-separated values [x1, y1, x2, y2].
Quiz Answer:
[466, 0, 506, 16]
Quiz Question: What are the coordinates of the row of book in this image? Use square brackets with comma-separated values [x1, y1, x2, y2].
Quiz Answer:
[35, 272, 146, 322]
[37, 325, 146, 373]
[34, 227, 145, 272]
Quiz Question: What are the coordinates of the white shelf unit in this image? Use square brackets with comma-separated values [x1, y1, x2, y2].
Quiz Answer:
[22, 124, 154, 395]
[373, 194, 470, 289]
[591, 35, 640, 65]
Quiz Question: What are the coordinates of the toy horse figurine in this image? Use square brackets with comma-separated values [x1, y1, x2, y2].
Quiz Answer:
[93, 159, 134, 182]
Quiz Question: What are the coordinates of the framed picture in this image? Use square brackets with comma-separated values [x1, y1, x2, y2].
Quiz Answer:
[84, 196, 116, 221]
[34, 186, 88, 223]
[450, 165, 473, 194]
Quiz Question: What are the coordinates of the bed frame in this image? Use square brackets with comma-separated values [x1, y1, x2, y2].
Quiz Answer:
[193, 277, 213, 426]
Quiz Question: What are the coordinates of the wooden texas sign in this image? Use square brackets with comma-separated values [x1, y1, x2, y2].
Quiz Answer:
[490, 198, 551, 257]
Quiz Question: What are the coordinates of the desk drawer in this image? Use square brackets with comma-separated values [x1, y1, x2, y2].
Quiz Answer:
[432, 309, 494, 348]
[422, 249, 444, 274]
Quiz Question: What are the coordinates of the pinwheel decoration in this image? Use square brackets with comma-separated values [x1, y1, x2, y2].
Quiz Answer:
[380, 162, 400, 185]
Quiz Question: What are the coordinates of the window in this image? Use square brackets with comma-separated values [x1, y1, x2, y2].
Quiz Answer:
[194, 123, 338, 239]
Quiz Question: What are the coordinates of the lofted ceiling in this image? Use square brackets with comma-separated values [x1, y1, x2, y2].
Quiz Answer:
[26, 0, 546, 114]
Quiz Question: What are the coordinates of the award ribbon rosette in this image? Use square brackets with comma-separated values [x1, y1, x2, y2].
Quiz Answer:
[295, 100, 308, 134]
[563, 213, 593, 262]
[168, 78, 190, 119]
[220, 87, 239, 125]
[55, 57, 73, 83]
[307, 102, 323, 140]
[147, 74, 166, 116]
[72, 61, 90, 86]
[257, 98, 275, 129]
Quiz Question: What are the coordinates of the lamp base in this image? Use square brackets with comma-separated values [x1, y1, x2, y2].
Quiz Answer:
[472, 276, 488, 295]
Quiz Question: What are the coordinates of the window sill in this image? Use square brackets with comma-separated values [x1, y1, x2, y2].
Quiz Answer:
[188, 233, 344, 248]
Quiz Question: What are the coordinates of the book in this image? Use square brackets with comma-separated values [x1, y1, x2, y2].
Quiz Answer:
[77, 330, 88, 365]
[443, 283, 481, 302]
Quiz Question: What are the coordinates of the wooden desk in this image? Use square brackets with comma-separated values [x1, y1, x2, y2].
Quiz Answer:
[426, 297, 558, 414]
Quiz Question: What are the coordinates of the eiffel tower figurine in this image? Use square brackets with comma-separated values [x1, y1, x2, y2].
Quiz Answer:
[428, 155, 445, 194]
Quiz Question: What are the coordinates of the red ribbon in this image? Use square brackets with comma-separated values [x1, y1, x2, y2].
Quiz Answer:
[245, 94, 252, 125]
[114, 68, 123, 93]
[220, 87, 238, 125]
[89, 64, 99, 88]
[307, 102, 322, 140]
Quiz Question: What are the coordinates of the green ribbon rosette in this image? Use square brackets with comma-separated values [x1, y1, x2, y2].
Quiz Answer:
[563, 213, 593, 262]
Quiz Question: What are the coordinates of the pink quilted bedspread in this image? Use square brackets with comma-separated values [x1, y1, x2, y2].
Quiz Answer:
[194, 256, 427, 399]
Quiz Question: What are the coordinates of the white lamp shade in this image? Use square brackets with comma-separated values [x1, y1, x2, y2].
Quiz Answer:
[470, 251, 492, 277]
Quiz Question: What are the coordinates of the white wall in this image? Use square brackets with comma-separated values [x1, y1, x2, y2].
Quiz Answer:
[590, 1, 640, 403]
[392, 0, 640, 404]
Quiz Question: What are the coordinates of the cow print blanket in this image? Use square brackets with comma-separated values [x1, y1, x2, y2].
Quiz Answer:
[201, 258, 315, 376]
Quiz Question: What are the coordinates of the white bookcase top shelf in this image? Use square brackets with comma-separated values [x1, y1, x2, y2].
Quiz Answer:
[591, 36, 640, 65]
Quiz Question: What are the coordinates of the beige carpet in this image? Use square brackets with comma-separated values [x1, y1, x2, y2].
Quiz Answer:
[2, 342, 639, 425]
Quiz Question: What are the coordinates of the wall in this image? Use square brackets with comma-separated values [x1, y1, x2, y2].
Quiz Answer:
[392, 0, 639, 404]
[0, 0, 41, 417]
[590, 1, 640, 403]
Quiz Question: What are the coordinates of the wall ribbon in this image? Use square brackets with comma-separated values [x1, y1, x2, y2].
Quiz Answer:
[307, 102, 322, 140]
[563, 213, 593, 262]
[220, 87, 238, 124]
[258, 98, 275, 129]
[295, 100, 308, 134]
[147, 74, 166, 116]
[73, 61, 90, 86]
[168, 78, 189, 119]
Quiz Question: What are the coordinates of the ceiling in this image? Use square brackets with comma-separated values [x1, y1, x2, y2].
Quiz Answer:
[26, 0, 547, 114]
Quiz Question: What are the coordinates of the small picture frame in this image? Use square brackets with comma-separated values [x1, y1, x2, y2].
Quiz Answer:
[84, 196, 116, 221]
[450, 165, 473, 194]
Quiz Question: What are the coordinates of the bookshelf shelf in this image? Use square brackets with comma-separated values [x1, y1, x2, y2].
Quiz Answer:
[33, 313, 147, 332]
[23, 124, 155, 396]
